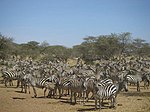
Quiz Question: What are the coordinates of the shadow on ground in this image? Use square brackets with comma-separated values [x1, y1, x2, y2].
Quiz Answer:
[122, 91, 150, 97]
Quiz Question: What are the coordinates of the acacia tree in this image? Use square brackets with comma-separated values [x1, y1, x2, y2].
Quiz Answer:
[18, 41, 40, 59]
[131, 38, 150, 58]
[0, 33, 14, 59]
[118, 32, 132, 55]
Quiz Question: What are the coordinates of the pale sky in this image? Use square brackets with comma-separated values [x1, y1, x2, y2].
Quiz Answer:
[0, 0, 150, 47]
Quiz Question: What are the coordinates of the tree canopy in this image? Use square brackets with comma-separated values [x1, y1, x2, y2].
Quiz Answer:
[0, 32, 150, 62]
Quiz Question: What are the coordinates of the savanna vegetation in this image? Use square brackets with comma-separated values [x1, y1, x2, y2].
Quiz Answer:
[0, 32, 150, 62]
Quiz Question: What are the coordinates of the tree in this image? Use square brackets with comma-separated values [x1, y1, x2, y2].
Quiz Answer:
[0, 33, 14, 59]
[131, 38, 149, 58]
[118, 32, 132, 55]
[40, 41, 50, 54]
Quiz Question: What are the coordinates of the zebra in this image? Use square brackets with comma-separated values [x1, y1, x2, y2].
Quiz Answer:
[97, 78, 113, 86]
[94, 80, 128, 110]
[83, 76, 95, 102]
[56, 76, 70, 98]
[125, 72, 149, 92]
[20, 72, 31, 94]
[94, 83, 116, 110]
[1, 70, 24, 87]
[142, 72, 150, 89]
[23, 73, 56, 97]
[63, 76, 85, 104]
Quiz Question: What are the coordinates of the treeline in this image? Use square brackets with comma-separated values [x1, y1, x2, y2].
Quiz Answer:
[0, 32, 150, 62]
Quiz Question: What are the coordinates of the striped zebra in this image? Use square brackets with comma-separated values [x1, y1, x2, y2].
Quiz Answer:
[97, 78, 113, 86]
[20, 75, 31, 94]
[57, 76, 70, 98]
[23, 73, 56, 97]
[94, 80, 128, 110]
[2, 70, 24, 87]
[83, 76, 96, 102]
[63, 76, 85, 104]
[125, 72, 149, 92]
[94, 83, 116, 109]
[142, 72, 150, 89]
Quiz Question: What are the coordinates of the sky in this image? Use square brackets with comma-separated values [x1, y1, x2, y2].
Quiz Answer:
[0, 0, 150, 47]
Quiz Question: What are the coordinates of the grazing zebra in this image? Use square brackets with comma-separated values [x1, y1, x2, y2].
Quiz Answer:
[23, 73, 56, 97]
[94, 80, 128, 110]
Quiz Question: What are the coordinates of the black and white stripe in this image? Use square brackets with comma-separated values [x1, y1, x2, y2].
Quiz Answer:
[2, 70, 23, 87]
[94, 83, 117, 109]
[94, 80, 128, 109]
[63, 76, 85, 104]
[125, 73, 144, 92]
[23, 73, 56, 97]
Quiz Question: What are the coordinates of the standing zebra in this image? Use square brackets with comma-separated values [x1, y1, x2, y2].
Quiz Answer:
[83, 76, 95, 102]
[142, 72, 150, 89]
[97, 78, 113, 86]
[63, 76, 85, 104]
[125, 72, 149, 92]
[94, 80, 128, 110]
[57, 76, 70, 98]
[1, 69, 24, 87]
[23, 73, 56, 97]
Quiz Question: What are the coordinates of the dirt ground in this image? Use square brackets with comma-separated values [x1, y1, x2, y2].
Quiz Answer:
[0, 79, 150, 112]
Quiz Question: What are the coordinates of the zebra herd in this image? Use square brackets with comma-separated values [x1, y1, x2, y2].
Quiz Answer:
[0, 57, 150, 110]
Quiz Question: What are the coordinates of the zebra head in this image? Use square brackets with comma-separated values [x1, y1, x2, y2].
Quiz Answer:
[118, 80, 128, 92]
[142, 73, 150, 82]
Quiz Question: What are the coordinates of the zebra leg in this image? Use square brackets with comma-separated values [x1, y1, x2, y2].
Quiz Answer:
[95, 98, 98, 110]
[91, 91, 94, 100]
[99, 99, 102, 110]
[44, 88, 47, 98]
[25, 84, 27, 93]
[9, 81, 11, 86]
[86, 91, 89, 102]
[74, 92, 77, 104]
[11, 80, 13, 86]
[53, 86, 57, 98]
[83, 91, 86, 105]
[70, 90, 73, 104]
[32, 86, 37, 97]
[67, 88, 70, 95]
[4, 79, 8, 87]
[20, 80, 24, 93]
[58, 87, 62, 99]
[47, 90, 51, 98]
[16, 80, 20, 88]
[144, 80, 146, 89]
[147, 81, 150, 89]
[110, 96, 116, 108]
[137, 81, 140, 92]
[28, 85, 30, 94]
[9, 80, 12, 86]
[101, 99, 104, 106]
